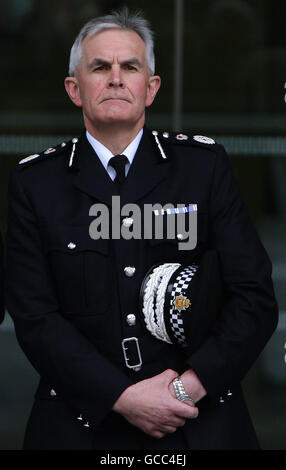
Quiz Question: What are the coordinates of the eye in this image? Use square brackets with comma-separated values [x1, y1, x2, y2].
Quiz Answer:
[93, 64, 108, 72]
[125, 64, 137, 71]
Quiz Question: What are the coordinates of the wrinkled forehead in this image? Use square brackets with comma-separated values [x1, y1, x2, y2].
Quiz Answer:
[81, 28, 147, 64]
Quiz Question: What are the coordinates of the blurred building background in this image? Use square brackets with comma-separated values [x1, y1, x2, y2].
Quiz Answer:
[0, 0, 285, 450]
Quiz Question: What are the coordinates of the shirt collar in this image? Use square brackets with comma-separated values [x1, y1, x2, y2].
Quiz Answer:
[86, 128, 143, 172]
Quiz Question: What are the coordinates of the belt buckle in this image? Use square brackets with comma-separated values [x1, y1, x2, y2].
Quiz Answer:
[121, 337, 142, 372]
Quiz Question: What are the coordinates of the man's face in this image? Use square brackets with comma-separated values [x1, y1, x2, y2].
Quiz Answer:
[65, 29, 161, 132]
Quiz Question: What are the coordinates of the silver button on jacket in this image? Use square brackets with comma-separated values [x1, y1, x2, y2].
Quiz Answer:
[124, 266, 136, 277]
[126, 314, 136, 326]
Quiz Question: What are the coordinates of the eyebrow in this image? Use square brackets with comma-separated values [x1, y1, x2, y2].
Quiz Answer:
[87, 57, 143, 69]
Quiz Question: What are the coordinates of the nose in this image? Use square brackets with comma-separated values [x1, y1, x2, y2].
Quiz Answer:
[108, 66, 124, 88]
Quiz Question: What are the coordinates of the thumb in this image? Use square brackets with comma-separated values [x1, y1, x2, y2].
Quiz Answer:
[161, 368, 179, 383]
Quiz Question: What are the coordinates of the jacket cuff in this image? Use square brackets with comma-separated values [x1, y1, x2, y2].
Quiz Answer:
[185, 337, 235, 404]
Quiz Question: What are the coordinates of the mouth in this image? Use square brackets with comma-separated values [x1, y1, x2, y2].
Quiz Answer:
[101, 97, 131, 103]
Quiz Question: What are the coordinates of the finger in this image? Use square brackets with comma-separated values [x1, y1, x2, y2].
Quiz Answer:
[152, 430, 166, 439]
[187, 407, 199, 419]
[175, 403, 199, 419]
[163, 416, 186, 428]
[163, 368, 179, 383]
[161, 425, 177, 434]
[183, 400, 196, 408]
[171, 418, 186, 427]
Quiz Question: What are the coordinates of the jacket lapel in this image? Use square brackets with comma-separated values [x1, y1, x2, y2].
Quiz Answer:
[120, 128, 171, 205]
[72, 132, 116, 207]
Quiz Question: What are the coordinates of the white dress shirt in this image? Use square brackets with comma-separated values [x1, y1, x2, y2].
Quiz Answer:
[86, 129, 143, 181]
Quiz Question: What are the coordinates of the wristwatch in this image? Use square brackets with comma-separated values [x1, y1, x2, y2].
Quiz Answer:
[172, 376, 195, 405]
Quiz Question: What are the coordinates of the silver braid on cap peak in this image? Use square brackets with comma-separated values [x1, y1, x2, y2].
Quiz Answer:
[155, 264, 180, 342]
[142, 263, 180, 343]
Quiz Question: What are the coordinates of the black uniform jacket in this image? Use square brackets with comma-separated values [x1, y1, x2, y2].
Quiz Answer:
[5, 128, 278, 450]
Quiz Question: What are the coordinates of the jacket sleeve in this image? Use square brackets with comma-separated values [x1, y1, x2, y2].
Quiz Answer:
[186, 145, 278, 401]
[5, 169, 133, 428]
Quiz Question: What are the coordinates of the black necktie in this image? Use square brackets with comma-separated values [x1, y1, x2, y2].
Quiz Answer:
[109, 154, 128, 186]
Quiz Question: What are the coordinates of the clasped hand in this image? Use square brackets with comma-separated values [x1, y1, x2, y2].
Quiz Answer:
[112, 369, 199, 439]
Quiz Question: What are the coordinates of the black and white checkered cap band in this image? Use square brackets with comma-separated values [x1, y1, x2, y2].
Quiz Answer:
[169, 265, 198, 346]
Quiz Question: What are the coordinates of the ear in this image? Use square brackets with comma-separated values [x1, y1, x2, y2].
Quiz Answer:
[64, 76, 82, 107]
[145, 75, 161, 107]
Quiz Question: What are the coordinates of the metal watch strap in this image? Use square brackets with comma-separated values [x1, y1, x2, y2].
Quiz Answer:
[173, 376, 195, 405]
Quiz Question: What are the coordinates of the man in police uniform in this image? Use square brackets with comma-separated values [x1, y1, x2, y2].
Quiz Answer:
[6, 10, 278, 450]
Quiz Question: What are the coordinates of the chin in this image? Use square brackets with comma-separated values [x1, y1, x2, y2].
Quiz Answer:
[101, 113, 135, 124]
[101, 101, 134, 118]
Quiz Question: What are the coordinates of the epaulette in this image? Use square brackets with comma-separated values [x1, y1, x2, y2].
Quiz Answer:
[18, 137, 78, 168]
[151, 130, 217, 161]
[152, 130, 216, 146]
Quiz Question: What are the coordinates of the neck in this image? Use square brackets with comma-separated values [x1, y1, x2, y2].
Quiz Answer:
[85, 120, 144, 155]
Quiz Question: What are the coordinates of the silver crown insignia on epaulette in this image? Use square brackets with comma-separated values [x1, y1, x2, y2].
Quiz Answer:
[18, 140, 71, 165]
[193, 135, 215, 145]
[19, 154, 40, 164]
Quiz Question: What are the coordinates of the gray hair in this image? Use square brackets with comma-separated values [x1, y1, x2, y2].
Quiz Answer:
[68, 8, 155, 76]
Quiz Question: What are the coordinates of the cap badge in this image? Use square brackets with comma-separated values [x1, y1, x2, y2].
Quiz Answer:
[174, 295, 191, 312]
